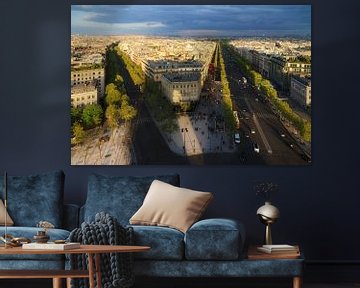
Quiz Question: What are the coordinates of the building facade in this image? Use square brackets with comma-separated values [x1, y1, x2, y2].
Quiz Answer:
[290, 75, 311, 107]
[161, 73, 201, 104]
[144, 60, 206, 84]
[71, 68, 105, 97]
[71, 84, 98, 107]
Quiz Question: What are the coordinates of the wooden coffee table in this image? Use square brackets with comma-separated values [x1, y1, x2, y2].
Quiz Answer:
[0, 244, 150, 288]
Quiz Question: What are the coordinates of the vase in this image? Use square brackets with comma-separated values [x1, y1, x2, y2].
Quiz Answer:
[33, 230, 50, 243]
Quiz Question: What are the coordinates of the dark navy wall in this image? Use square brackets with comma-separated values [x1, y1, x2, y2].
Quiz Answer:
[0, 0, 359, 263]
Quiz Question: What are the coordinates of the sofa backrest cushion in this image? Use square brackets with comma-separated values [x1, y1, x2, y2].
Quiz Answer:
[83, 174, 180, 225]
[0, 171, 64, 227]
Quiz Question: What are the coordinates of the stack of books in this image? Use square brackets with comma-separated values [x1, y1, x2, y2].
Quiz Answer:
[22, 242, 80, 250]
[247, 244, 300, 260]
[257, 244, 299, 255]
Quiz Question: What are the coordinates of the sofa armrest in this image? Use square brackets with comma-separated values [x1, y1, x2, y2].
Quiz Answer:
[184, 218, 245, 260]
[63, 204, 80, 231]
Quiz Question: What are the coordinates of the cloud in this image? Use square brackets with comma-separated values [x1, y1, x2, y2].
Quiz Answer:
[71, 5, 311, 36]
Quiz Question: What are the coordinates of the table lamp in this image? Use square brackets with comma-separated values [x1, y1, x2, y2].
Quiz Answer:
[256, 201, 280, 245]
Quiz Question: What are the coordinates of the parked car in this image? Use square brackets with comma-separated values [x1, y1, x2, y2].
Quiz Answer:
[234, 133, 241, 144]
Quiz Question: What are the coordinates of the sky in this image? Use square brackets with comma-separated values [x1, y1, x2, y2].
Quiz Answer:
[71, 5, 311, 37]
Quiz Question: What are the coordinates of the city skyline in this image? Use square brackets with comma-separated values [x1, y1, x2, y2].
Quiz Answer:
[71, 5, 311, 37]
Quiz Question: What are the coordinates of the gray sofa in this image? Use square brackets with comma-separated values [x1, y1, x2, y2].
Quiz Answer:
[81, 173, 304, 282]
[0, 171, 78, 270]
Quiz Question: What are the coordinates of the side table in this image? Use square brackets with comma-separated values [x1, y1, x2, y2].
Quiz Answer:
[247, 245, 303, 288]
[0, 244, 150, 288]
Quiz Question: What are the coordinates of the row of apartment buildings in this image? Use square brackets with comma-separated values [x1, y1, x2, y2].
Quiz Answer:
[234, 46, 311, 108]
[70, 36, 110, 107]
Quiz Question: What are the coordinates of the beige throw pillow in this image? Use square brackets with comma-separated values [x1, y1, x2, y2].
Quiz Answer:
[0, 199, 14, 226]
[130, 180, 213, 233]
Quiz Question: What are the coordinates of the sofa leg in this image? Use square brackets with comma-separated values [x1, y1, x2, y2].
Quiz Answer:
[53, 278, 62, 288]
[293, 276, 302, 288]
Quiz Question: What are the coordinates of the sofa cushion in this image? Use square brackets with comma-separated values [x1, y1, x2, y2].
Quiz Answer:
[184, 218, 245, 260]
[84, 174, 180, 225]
[130, 180, 213, 233]
[0, 171, 64, 227]
[0, 227, 70, 261]
[0, 199, 14, 226]
[130, 225, 184, 260]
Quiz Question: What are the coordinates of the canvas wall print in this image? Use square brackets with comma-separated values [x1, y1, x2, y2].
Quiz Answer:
[71, 5, 311, 165]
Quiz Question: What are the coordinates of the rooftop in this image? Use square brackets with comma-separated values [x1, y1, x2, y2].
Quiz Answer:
[163, 72, 201, 83]
[292, 75, 311, 86]
[71, 83, 97, 94]
[147, 59, 203, 69]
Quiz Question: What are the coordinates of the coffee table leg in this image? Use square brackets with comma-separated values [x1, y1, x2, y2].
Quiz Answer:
[52, 278, 62, 288]
[95, 253, 102, 288]
[66, 277, 72, 288]
[88, 253, 95, 288]
[293, 276, 302, 288]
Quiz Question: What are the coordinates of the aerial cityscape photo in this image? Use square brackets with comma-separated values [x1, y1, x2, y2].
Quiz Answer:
[71, 5, 311, 165]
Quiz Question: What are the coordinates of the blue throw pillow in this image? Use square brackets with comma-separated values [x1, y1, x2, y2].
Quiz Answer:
[0, 171, 64, 227]
[84, 174, 180, 225]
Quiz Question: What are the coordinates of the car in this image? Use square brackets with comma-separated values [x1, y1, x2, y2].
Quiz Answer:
[251, 129, 256, 134]
[234, 133, 241, 144]
[253, 143, 260, 153]
[281, 133, 286, 137]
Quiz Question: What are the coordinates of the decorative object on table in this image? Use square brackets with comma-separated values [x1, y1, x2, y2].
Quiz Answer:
[33, 230, 50, 243]
[0, 234, 31, 247]
[33, 220, 55, 243]
[254, 181, 280, 245]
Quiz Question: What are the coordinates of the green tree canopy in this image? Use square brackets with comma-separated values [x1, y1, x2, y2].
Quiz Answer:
[105, 104, 120, 128]
[105, 83, 123, 105]
[119, 102, 137, 122]
[72, 122, 86, 145]
[71, 106, 82, 125]
[82, 104, 103, 129]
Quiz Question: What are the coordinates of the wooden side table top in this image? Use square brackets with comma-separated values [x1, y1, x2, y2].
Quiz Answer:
[0, 244, 150, 255]
[247, 245, 301, 260]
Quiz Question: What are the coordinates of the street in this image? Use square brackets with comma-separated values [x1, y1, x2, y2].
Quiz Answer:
[222, 44, 310, 165]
